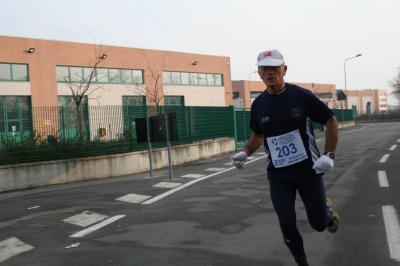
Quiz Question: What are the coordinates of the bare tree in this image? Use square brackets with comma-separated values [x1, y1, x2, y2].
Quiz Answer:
[389, 67, 400, 105]
[58, 31, 111, 138]
[128, 53, 168, 107]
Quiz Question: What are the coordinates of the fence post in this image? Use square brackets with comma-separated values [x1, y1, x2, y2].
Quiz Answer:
[188, 107, 192, 143]
[231, 105, 238, 150]
[212, 107, 215, 140]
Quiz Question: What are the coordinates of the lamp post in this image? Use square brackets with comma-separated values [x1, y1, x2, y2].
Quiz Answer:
[248, 71, 257, 108]
[344, 54, 362, 109]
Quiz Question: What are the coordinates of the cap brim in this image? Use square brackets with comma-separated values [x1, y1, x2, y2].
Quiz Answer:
[256, 58, 284, 66]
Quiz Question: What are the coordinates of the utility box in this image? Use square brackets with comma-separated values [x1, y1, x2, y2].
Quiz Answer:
[99, 128, 106, 137]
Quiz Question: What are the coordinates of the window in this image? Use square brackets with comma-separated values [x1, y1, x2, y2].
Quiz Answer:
[122, 96, 146, 106]
[380, 104, 387, 108]
[56, 66, 143, 84]
[165, 96, 184, 106]
[0, 96, 32, 134]
[0, 63, 28, 81]
[162, 71, 223, 86]
[251, 92, 261, 98]
[233, 92, 239, 99]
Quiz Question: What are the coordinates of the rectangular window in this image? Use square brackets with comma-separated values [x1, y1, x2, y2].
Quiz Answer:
[122, 96, 146, 106]
[57, 66, 143, 84]
[206, 74, 215, 85]
[12, 64, 28, 81]
[70, 67, 83, 82]
[181, 72, 189, 85]
[132, 70, 143, 84]
[0, 64, 11, 80]
[109, 69, 121, 83]
[198, 73, 207, 85]
[251, 92, 261, 98]
[165, 96, 184, 106]
[56, 66, 69, 82]
[163, 71, 223, 86]
[171, 72, 180, 84]
[96, 68, 108, 83]
[215, 74, 222, 86]
[121, 70, 133, 83]
[233, 92, 239, 99]
[0, 63, 29, 81]
[163, 71, 171, 84]
[0, 96, 32, 134]
[190, 73, 199, 85]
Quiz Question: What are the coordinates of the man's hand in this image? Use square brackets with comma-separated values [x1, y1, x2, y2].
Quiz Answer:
[231, 151, 247, 169]
[312, 155, 334, 172]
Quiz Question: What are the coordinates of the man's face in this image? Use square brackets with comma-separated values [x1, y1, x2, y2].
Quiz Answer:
[258, 65, 287, 88]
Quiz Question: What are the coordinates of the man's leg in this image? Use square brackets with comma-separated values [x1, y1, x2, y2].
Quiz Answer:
[297, 175, 330, 232]
[269, 179, 309, 266]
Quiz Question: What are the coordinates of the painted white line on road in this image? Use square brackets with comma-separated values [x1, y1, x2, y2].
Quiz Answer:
[205, 168, 226, 172]
[247, 156, 256, 160]
[397, 139, 400, 143]
[0, 237, 34, 263]
[382, 206, 400, 262]
[27, 206, 40, 210]
[181, 174, 204, 179]
[142, 155, 268, 205]
[223, 162, 232, 165]
[116, 194, 151, 204]
[390, 145, 397, 151]
[63, 211, 109, 227]
[256, 152, 265, 154]
[70, 215, 125, 238]
[378, 171, 389, 187]
[153, 182, 182, 188]
[380, 154, 390, 163]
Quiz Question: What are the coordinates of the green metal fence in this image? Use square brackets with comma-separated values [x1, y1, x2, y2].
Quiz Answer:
[0, 105, 354, 166]
[0, 105, 235, 165]
[331, 109, 353, 122]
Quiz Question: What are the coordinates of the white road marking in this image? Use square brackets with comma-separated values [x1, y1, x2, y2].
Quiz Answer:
[116, 194, 152, 204]
[382, 206, 400, 262]
[152, 182, 182, 188]
[27, 206, 40, 210]
[397, 139, 400, 143]
[63, 211, 109, 227]
[380, 154, 390, 163]
[142, 155, 268, 205]
[0, 237, 34, 263]
[181, 174, 205, 178]
[247, 156, 256, 160]
[256, 152, 265, 154]
[378, 171, 389, 187]
[223, 162, 232, 165]
[390, 145, 397, 151]
[70, 215, 125, 238]
[204, 168, 226, 171]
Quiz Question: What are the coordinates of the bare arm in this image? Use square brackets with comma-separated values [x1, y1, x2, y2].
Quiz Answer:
[243, 132, 264, 156]
[324, 116, 339, 153]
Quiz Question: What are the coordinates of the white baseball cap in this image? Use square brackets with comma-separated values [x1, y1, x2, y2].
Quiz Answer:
[256, 49, 285, 66]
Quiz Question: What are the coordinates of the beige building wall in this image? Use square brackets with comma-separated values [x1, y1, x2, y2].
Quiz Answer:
[0, 36, 232, 107]
[232, 80, 337, 109]
[346, 89, 388, 114]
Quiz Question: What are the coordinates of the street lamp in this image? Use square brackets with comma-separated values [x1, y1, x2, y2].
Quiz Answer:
[248, 71, 257, 108]
[344, 54, 362, 109]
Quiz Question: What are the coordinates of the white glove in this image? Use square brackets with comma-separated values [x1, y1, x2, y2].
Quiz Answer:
[312, 155, 334, 172]
[231, 151, 247, 169]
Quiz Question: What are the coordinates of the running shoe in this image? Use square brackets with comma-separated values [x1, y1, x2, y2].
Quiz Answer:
[326, 198, 340, 233]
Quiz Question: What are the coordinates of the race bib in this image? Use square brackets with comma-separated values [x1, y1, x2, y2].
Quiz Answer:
[266, 129, 308, 168]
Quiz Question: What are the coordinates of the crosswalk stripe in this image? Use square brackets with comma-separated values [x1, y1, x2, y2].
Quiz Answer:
[70, 215, 126, 238]
[0, 237, 34, 263]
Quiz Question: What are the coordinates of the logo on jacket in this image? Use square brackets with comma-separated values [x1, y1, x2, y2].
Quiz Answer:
[261, 116, 270, 123]
[290, 108, 302, 117]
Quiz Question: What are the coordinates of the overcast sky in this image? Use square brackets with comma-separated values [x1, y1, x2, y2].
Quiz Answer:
[1, 0, 399, 104]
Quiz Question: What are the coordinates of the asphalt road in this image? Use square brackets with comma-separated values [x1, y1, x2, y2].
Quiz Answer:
[1, 122, 400, 266]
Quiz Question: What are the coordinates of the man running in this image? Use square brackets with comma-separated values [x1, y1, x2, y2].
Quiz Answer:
[231, 49, 339, 266]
